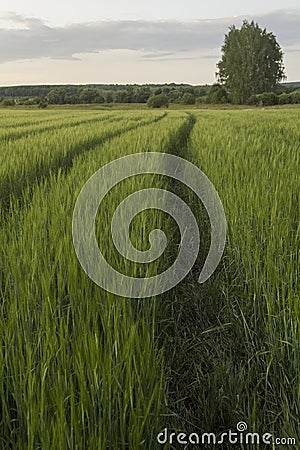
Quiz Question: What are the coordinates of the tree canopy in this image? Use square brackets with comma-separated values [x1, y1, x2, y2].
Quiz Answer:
[147, 94, 169, 108]
[207, 84, 229, 104]
[217, 20, 285, 104]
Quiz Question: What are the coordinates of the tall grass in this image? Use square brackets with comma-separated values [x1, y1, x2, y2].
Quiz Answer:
[165, 109, 299, 447]
[0, 108, 298, 449]
[0, 111, 189, 449]
[0, 111, 165, 214]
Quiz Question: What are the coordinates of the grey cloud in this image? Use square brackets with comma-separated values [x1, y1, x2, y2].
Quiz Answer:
[0, 10, 299, 63]
[142, 52, 177, 59]
[141, 52, 220, 62]
[201, 54, 221, 59]
[253, 10, 300, 46]
[145, 56, 200, 62]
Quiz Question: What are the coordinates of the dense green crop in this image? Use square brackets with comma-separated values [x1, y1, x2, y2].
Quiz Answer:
[0, 110, 189, 448]
[166, 109, 299, 448]
[0, 108, 298, 449]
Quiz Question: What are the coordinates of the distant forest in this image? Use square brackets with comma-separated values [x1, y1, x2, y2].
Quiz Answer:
[0, 82, 299, 107]
[0, 84, 209, 105]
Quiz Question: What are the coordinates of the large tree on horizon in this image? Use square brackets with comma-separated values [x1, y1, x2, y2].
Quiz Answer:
[217, 20, 286, 104]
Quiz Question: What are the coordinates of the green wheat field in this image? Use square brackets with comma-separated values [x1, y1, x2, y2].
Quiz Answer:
[0, 108, 299, 449]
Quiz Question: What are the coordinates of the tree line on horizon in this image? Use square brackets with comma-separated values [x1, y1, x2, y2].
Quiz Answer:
[1, 82, 299, 108]
[1, 21, 300, 108]
[0, 84, 210, 107]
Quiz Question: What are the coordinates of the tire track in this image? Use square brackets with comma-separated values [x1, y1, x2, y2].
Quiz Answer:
[0, 113, 167, 221]
[0, 114, 125, 143]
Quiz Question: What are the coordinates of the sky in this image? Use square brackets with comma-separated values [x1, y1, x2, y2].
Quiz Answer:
[0, 0, 299, 85]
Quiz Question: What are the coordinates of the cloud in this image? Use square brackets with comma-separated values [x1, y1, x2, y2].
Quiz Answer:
[254, 10, 300, 46]
[141, 52, 177, 59]
[0, 10, 299, 64]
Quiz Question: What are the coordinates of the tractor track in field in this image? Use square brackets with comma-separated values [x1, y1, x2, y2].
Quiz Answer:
[161, 111, 233, 444]
[162, 112, 241, 448]
[0, 112, 167, 220]
[0, 114, 129, 143]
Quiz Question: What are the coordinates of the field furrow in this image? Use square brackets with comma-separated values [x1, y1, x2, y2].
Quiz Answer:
[165, 109, 300, 446]
[0, 112, 125, 142]
[0, 111, 166, 215]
